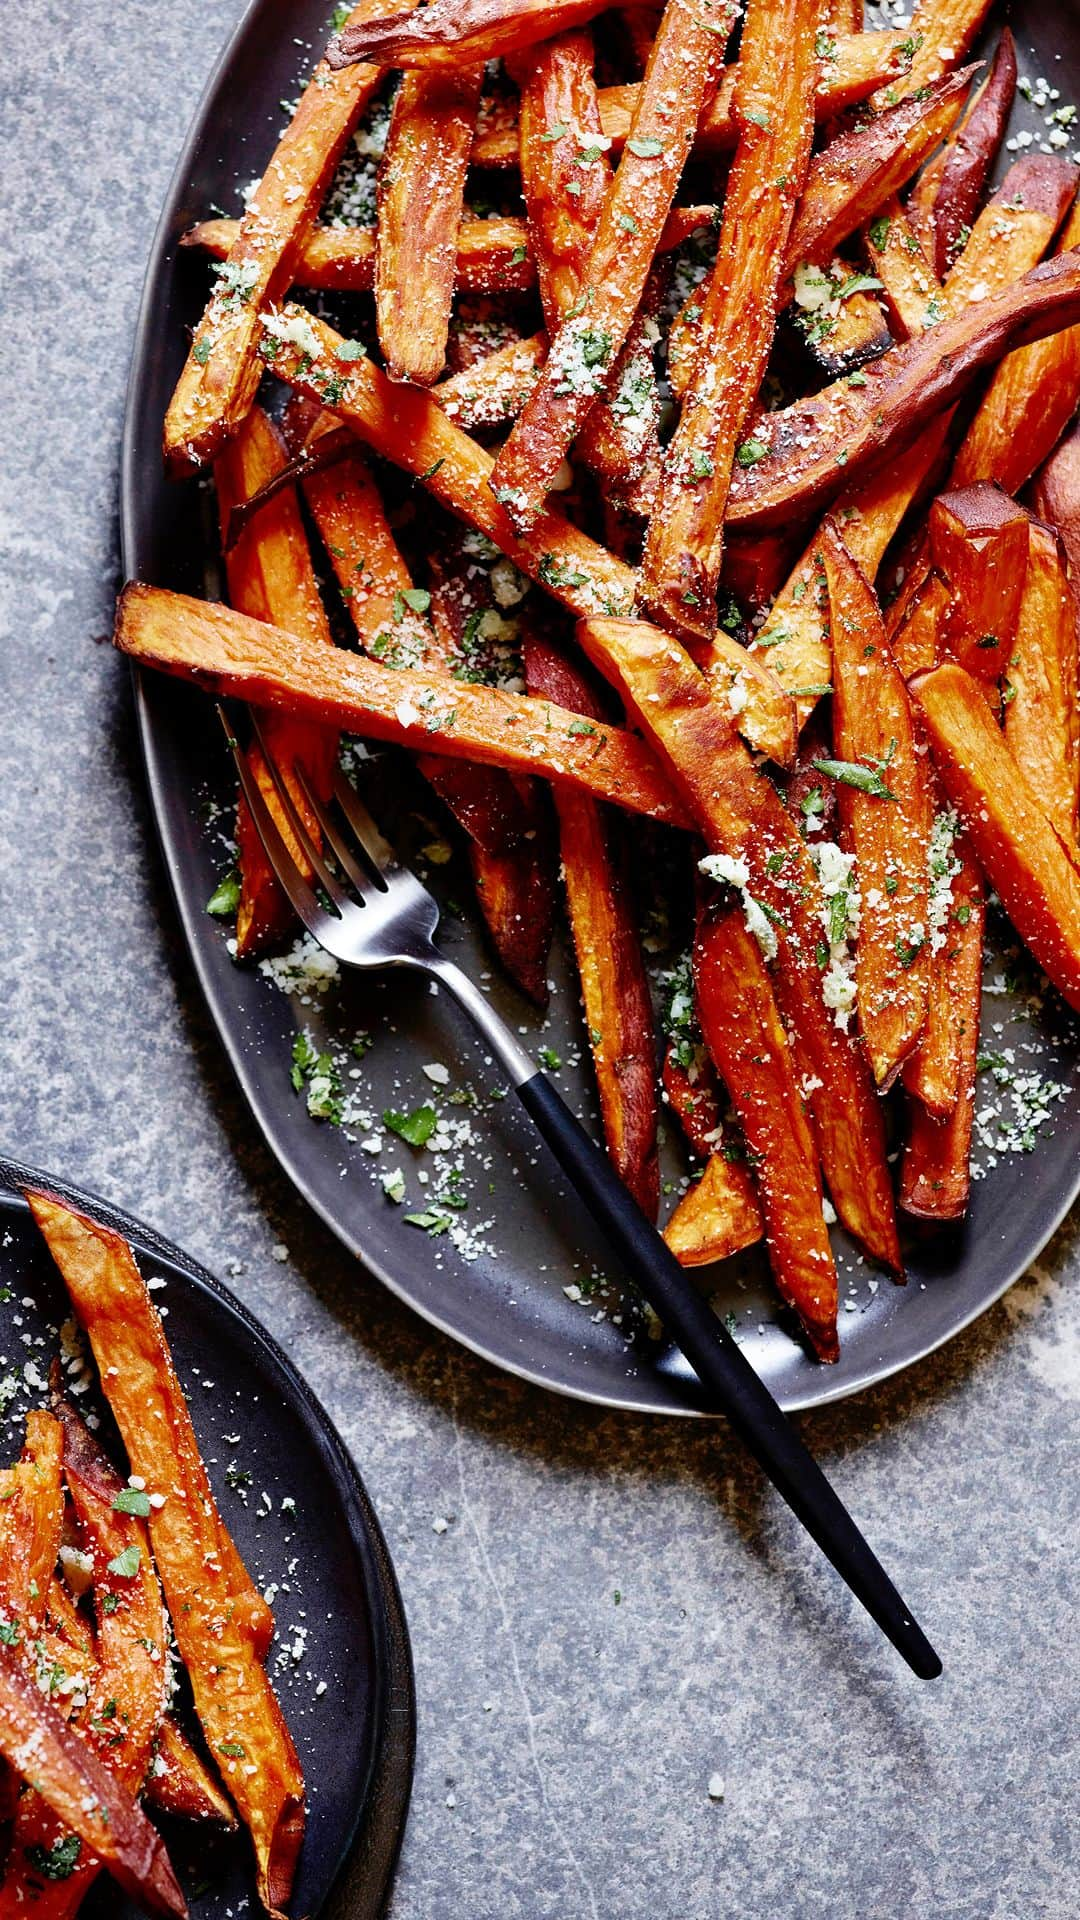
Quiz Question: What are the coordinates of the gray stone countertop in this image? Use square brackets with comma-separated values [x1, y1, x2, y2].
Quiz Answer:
[2, 6, 1077, 1916]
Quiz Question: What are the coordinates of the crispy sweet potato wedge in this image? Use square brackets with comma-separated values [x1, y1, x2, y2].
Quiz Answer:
[900, 837, 985, 1215]
[0, 1643, 186, 1919]
[257, 306, 793, 760]
[523, 623, 659, 1215]
[435, 331, 548, 429]
[469, 30, 919, 164]
[1032, 411, 1080, 583]
[953, 198, 1080, 496]
[163, 24, 380, 474]
[1005, 522, 1080, 848]
[908, 28, 1016, 278]
[146, 1719, 237, 1829]
[487, 0, 738, 529]
[910, 664, 1080, 1011]
[187, 213, 539, 296]
[864, 199, 937, 339]
[928, 484, 1030, 682]
[902, 804, 980, 1118]
[663, 1156, 763, 1268]
[26, 1196, 303, 1920]
[638, 0, 820, 642]
[330, 0, 613, 68]
[375, 66, 485, 384]
[726, 250, 1080, 533]
[215, 406, 337, 957]
[871, 0, 994, 101]
[821, 524, 932, 1087]
[693, 895, 839, 1361]
[575, 617, 900, 1270]
[114, 585, 697, 828]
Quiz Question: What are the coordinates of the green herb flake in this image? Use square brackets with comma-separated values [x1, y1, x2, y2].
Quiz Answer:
[26, 1837, 81, 1882]
[383, 1104, 438, 1147]
[106, 1546, 141, 1580]
[206, 872, 241, 918]
[811, 756, 898, 801]
[627, 137, 665, 158]
[735, 439, 769, 468]
[111, 1488, 152, 1518]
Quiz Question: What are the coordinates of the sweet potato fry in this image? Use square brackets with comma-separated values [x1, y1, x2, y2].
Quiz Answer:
[1032, 411, 1080, 583]
[900, 831, 984, 1214]
[638, 0, 820, 641]
[663, 1156, 763, 1268]
[330, 0, 613, 69]
[574, 617, 900, 1270]
[902, 804, 981, 1118]
[375, 66, 485, 384]
[928, 483, 1029, 682]
[1004, 522, 1080, 848]
[257, 305, 793, 760]
[751, 158, 1079, 708]
[187, 212, 539, 296]
[26, 1195, 303, 1920]
[797, 256, 892, 384]
[488, 0, 738, 529]
[435, 331, 548, 429]
[872, 0, 994, 101]
[910, 664, 1080, 1011]
[821, 523, 932, 1086]
[470, 30, 919, 164]
[514, 30, 661, 497]
[114, 585, 695, 828]
[667, 66, 974, 404]
[726, 250, 1080, 532]
[907, 28, 1016, 278]
[5, 1392, 170, 1920]
[693, 894, 839, 1361]
[891, 570, 951, 680]
[163, 20, 380, 474]
[0, 1643, 186, 1919]
[864, 199, 937, 338]
[950, 199, 1080, 496]
[215, 405, 337, 957]
[146, 1719, 237, 1829]
[523, 623, 659, 1215]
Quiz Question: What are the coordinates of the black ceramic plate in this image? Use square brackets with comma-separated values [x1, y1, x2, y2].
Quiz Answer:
[121, 0, 1080, 1415]
[0, 1157, 414, 1918]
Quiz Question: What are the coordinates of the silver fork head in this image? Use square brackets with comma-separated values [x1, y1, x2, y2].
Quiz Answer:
[218, 704, 441, 970]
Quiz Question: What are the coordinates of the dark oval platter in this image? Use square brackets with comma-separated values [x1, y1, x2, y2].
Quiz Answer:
[121, 0, 1080, 1415]
[0, 1157, 414, 1918]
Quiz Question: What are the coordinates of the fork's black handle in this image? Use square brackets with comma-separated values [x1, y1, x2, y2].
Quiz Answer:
[516, 1070, 942, 1680]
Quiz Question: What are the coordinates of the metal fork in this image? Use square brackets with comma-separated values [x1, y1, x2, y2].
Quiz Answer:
[221, 704, 941, 1681]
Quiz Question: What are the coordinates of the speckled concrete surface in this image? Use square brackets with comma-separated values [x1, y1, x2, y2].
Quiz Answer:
[2, 6, 1078, 1916]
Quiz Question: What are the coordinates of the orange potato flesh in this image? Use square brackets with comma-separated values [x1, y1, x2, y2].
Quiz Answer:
[514, 31, 661, 497]
[693, 896, 839, 1362]
[951, 199, 1080, 496]
[163, 23, 380, 474]
[871, 0, 994, 103]
[902, 807, 981, 1119]
[435, 331, 548, 429]
[1032, 411, 1080, 584]
[185, 213, 539, 296]
[908, 28, 1016, 279]
[661, 1044, 722, 1160]
[637, 0, 820, 643]
[929, 484, 1030, 682]
[214, 405, 338, 957]
[26, 1195, 303, 1920]
[257, 306, 793, 761]
[575, 617, 900, 1271]
[900, 839, 985, 1216]
[146, 1718, 237, 1829]
[726, 248, 1080, 534]
[864, 199, 938, 339]
[331, 0, 614, 69]
[5, 1395, 171, 1920]
[821, 523, 932, 1088]
[666, 66, 973, 404]
[892, 570, 951, 681]
[0, 1643, 186, 1920]
[375, 65, 485, 385]
[114, 585, 695, 830]
[910, 664, 1080, 1013]
[663, 1155, 764, 1268]
[523, 624, 659, 1216]
[1004, 523, 1080, 849]
[487, 0, 738, 529]
[745, 158, 1079, 704]
[470, 30, 919, 164]
[800, 256, 892, 383]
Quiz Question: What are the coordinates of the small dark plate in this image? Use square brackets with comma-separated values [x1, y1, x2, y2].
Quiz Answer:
[0, 1156, 414, 1918]
[121, 0, 1080, 1416]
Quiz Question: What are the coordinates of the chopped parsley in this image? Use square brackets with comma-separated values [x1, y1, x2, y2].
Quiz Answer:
[383, 1104, 438, 1147]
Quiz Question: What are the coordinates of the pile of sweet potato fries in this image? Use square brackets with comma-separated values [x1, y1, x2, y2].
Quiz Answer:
[113, 0, 1080, 1363]
[0, 1195, 303, 1918]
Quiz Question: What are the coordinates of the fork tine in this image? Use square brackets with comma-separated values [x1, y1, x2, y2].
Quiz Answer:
[292, 761, 384, 897]
[215, 704, 329, 932]
[330, 767, 401, 874]
[246, 711, 351, 914]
